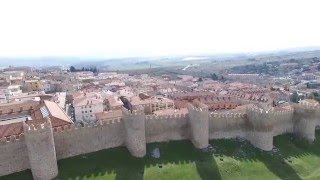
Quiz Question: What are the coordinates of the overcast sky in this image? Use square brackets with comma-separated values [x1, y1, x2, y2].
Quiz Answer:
[0, 0, 319, 58]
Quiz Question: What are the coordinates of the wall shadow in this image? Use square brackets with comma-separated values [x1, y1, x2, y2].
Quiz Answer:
[195, 152, 222, 180]
[2, 131, 320, 180]
[210, 131, 320, 180]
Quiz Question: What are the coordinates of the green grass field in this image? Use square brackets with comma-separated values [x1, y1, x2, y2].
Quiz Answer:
[2, 131, 320, 180]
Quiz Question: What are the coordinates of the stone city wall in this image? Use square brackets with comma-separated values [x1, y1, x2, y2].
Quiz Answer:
[209, 112, 247, 139]
[145, 113, 189, 143]
[0, 134, 29, 176]
[1, 102, 320, 179]
[272, 107, 295, 136]
[53, 118, 125, 160]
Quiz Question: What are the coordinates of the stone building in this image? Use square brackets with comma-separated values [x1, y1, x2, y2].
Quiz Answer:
[73, 92, 104, 123]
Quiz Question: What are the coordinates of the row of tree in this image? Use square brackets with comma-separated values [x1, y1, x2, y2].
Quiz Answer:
[69, 66, 98, 73]
[290, 91, 320, 103]
[210, 73, 225, 81]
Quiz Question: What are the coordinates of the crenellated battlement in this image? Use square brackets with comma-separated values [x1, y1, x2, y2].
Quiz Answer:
[23, 121, 52, 132]
[296, 101, 320, 111]
[273, 107, 294, 116]
[145, 113, 187, 120]
[2, 101, 320, 178]
[0, 134, 24, 145]
[245, 106, 277, 120]
[52, 118, 123, 134]
[102, 117, 123, 124]
[209, 112, 245, 118]
[187, 100, 209, 112]
[53, 124, 77, 133]
[122, 105, 144, 115]
[246, 106, 274, 114]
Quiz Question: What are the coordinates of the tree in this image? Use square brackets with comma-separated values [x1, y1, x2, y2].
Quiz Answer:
[198, 78, 203, 82]
[93, 67, 98, 73]
[70, 66, 76, 72]
[211, 73, 218, 80]
[290, 91, 300, 103]
[309, 92, 320, 102]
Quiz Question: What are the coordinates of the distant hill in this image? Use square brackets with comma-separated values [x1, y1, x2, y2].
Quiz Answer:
[0, 47, 319, 70]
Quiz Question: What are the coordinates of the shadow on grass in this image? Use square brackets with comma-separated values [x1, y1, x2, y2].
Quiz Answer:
[195, 152, 222, 180]
[0, 141, 221, 180]
[2, 131, 320, 180]
[211, 131, 320, 180]
[257, 152, 302, 180]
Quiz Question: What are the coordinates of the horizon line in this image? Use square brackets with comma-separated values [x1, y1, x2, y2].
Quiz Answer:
[0, 46, 320, 60]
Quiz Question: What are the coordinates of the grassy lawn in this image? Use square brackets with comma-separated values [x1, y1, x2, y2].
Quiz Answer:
[2, 131, 320, 180]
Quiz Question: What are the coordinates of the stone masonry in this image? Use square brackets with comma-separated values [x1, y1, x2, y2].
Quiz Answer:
[0, 101, 320, 179]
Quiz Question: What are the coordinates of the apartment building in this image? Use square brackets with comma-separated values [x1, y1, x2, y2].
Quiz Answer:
[73, 92, 104, 122]
[24, 80, 41, 92]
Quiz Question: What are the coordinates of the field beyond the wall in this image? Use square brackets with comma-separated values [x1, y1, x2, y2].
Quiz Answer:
[2, 131, 320, 180]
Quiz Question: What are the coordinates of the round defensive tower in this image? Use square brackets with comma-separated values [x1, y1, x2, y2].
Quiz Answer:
[122, 106, 146, 157]
[293, 102, 319, 142]
[23, 119, 58, 180]
[245, 106, 275, 151]
[187, 102, 209, 149]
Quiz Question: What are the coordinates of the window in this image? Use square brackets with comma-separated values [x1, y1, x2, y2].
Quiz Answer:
[40, 106, 49, 118]
[85, 111, 87, 113]
[81, 107, 83, 109]
[89, 106, 91, 108]
[90, 110, 92, 112]
[90, 115, 93, 117]
[82, 111, 84, 113]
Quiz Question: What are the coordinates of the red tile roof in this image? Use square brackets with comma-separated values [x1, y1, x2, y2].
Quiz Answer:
[0, 100, 73, 138]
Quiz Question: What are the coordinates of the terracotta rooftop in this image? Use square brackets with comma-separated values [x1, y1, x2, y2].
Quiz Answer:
[0, 122, 23, 138]
[0, 100, 72, 138]
[43, 100, 72, 124]
[105, 95, 123, 107]
[73, 96, 104, 106]
[130, 96, 174, 106]
[95, 110, 122, 121]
